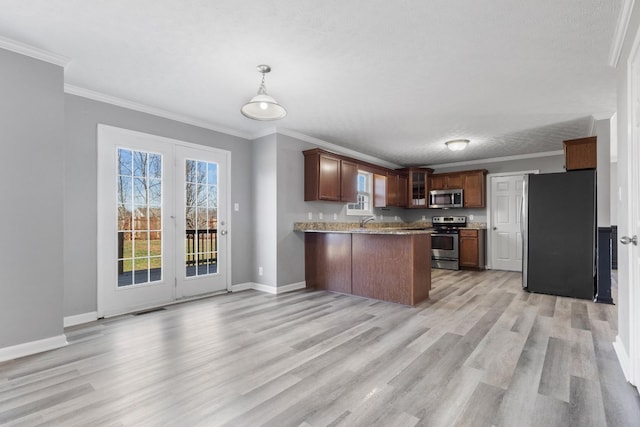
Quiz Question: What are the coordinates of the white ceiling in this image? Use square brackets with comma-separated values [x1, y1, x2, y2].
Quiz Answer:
[0, 1, 622, 166]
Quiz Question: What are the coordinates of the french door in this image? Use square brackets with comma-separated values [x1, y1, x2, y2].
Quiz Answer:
[174, 145, 228, 298]
[98, 125, 229, 317]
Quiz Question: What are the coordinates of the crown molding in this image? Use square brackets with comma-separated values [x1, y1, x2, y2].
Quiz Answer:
[609, 0, 635, 67]
[249, 127, 278, 140]
[0, 35, 70, 67]
[591, 112, 616, 121]
[425, 150, 564, 169]
[64, 84, 253, 139]
[274, 128, 401, 169]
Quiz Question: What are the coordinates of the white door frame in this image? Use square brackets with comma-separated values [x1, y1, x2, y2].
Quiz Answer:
[97, 125, 232, 318]
[615, 26, 640, 387]
[486, 170, 538, 270]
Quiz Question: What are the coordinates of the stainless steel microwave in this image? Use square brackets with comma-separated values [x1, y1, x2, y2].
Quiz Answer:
[428, 189, 463, 208]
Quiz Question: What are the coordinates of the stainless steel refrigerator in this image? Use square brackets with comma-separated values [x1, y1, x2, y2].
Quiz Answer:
[522, 169, 596, 300]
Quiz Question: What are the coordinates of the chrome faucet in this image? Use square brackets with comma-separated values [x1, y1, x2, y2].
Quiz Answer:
[360, 216, 376, 228]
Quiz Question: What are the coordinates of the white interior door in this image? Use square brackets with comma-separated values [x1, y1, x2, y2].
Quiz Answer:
[98, 125, 230, 317]
[488, 173, 527, 271]
[98, 126, 175, 317]
[175, 145, 229, 298]
[621, 44, 640, 387]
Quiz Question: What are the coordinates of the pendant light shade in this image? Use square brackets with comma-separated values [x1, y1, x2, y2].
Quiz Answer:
[241, 65, 287, 121]
[445, 139, 469, 151]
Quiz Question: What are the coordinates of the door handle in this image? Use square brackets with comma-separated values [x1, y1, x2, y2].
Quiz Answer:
[493, 227, 497, 230]
[620, 235, 638, 245]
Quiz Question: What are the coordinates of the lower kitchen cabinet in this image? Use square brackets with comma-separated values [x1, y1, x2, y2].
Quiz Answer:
[303, 231, 431, 305]
[304, 233, 352, 293]
[459, 229, 486, 270]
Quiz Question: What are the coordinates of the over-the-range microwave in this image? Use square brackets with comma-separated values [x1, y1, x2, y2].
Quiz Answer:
[428, 188, 463, 208]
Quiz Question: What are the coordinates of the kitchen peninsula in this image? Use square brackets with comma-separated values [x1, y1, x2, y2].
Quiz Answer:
[294, 223, 432, 306]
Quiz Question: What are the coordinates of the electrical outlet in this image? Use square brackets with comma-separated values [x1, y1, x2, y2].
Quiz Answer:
[319, 212, 323, 220]
[469, 214, 474, 221]
[258, 266, 263, 276]
[308, 212, 313, 220]
[422, 215, 426, 221]
[394, 216, 398, 221]
[234, 203, 239, 212]
[333, 213, 337, 220]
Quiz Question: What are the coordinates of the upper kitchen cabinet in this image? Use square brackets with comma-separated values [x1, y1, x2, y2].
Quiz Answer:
[563, 136, 596, 170]
[430, 172, 463, 190]
[373, 173, 388, 208]
[429, 170, 487, 208]
[387, 172, 408, 207]
[462, 170, 488, 208]
[399, 168, 433, 208]
[303, 149, 358, 202]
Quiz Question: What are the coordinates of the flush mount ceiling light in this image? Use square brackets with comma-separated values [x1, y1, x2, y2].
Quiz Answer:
[445, 139, 470, 151]
[241, 64, 287, 121]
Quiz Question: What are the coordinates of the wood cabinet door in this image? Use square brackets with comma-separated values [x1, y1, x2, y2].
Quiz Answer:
[397, 174, 408, 207]
[340, 160, 358, 202]
[430, 175, 446, 191]
[373, 173, 387, 207]
[564, 136, 597, 170]
[317, 154, 341, 201]
[446, 173, 464, 189]
[408, 170, 428, 207]
[463, 172, 486, 208]
[387, 173, 398, 206]
[459, 235, 479, 268]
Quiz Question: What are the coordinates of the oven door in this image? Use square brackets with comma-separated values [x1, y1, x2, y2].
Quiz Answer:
[431, 233, 459, 259]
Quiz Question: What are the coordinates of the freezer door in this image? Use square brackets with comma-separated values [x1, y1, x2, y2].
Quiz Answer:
[526, 170, 596, 300]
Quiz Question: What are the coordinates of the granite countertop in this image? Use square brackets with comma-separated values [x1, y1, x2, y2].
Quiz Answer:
[293, 221, 433, 235]
[293, 221, 487, 233]
[465, 223, 487, 229]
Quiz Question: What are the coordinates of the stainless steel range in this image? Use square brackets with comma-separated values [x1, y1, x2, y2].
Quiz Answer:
[431, 216, 467, 270]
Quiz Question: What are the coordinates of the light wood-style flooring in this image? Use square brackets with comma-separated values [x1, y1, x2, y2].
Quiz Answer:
[1, 269, 639, 426]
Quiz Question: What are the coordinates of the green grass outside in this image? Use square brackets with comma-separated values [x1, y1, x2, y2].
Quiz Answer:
[118, 238, 216, 272]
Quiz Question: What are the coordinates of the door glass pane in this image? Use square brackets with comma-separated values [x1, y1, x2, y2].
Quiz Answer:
[117, 148, 162, 287]
[185, 159, 218, 277]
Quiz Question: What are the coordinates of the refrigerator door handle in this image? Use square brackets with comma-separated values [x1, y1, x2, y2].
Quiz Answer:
[521, 175, 529, 290]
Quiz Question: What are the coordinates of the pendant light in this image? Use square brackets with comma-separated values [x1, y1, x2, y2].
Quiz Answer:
[445, 139, 469, 151]
[241, 64, 287, 121]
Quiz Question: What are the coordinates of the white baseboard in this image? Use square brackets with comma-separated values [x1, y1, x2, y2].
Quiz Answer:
[276, 281, 307, 294]
[64, 311, 98, 328]
[230, 282, 256, 292]
[614, 335, 631, 381]
[0, 334, 68, 363]
[231, 281, 306, 295]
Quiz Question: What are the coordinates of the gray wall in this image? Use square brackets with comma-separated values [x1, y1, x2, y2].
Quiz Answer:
[252, 134, 278, 287]
[0, 49, 65, 347]
[64, 95, 254, 316]
[596, 118, 612, 227]
[276, 134, 315, 287]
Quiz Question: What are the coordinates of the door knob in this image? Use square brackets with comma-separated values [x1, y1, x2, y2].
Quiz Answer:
[620, 235, 638, 245]
[220, 230, 227, 236]
[493, 227, 497, 230]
